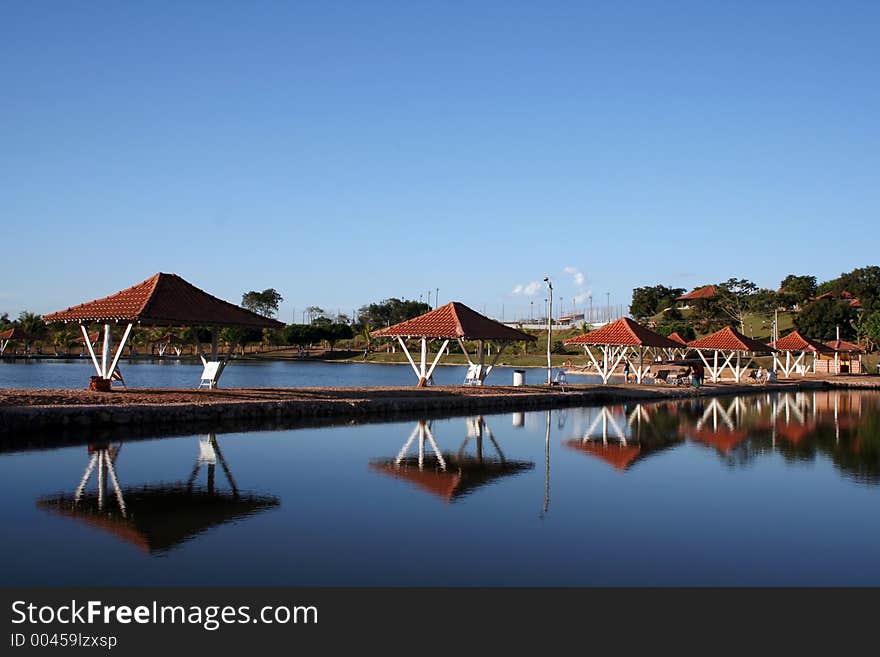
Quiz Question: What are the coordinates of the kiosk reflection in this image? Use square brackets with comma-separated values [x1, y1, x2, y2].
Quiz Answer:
[37, 434, 279, 554]
[564, 403, 683, 471]
[370, 417, 534, 503]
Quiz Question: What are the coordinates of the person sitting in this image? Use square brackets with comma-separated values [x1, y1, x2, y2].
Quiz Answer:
[766, 369, 777, 383]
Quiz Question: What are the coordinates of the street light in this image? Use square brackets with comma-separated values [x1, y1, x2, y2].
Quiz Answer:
[544, 277, 553, 384]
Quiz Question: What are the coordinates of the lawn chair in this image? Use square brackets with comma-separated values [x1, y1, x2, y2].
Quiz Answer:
[552, 369, 568, 391]
[672, 370, 690, 386]
[463, 364, 481, 386]
[653, 369, 671, 384]
[199, 361, 222, 389]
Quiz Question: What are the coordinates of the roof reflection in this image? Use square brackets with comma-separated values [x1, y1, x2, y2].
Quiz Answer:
[37, 434, 279, 554]
[370, 417, 533, 502]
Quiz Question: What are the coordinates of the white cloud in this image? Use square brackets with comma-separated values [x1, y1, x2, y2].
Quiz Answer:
[564, 266, 585, 287]
[511, 281, 542, 297]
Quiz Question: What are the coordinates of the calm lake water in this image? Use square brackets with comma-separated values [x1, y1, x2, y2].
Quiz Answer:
[1, 390, 879, 585]
[0, 358, 602, 389]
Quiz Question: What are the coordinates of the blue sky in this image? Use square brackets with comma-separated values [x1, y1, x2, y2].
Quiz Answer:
[2, 1, 878, 322]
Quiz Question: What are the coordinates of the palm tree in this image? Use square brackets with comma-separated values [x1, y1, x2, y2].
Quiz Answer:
[18, 311, 47, 353]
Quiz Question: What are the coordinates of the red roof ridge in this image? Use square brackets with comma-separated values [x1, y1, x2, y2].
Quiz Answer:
[666, 331, 688, 345]
[676, 285, 716, 301]
[371, 302, 535, 341]
[824, 339, 863, 353]
[44, 273, 284, 329]
[771, 330, 834, 353]
[688, 326, 774, 352]
[564, 317, 683, 348]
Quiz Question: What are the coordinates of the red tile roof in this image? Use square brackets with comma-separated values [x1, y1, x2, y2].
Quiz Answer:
[687, 326, 773, 352]
[370, 302, 535, 341]
[824, 339, 863, 353]
[666, 331, 688, 345]
[563, 317, 683, 348]
[0, 327, 37, 341]
[676, 285, 716, 301]
[771, 330, 834, 354]
[44, 273, 284, 329]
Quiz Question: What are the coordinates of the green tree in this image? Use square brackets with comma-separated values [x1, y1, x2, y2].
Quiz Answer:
[856, 311, 880, 351]
[629, 285, 685, 321]
[356, 298, 431, 329]
[17, 311, 47, 352]
[714, 278, 760, 332]
[656, 322, 695, 341]
[778, 274, 817, 307]
[817, 266, 880, 311]
[323, 323, 354, 351]
[284, 324, 323, 348]
[793, 298, 858, 341]
[241, 288, 284, 318]
[748, 288, 779, 316]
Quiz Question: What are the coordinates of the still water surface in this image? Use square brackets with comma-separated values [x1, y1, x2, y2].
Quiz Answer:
[2, 390, 879, 585]
[0, 358, 601, 389]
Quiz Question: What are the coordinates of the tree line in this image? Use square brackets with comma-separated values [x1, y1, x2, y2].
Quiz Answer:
[629, 266, 880, 348]
[0, 289, 433, 355]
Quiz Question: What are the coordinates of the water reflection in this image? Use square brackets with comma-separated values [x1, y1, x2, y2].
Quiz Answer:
[563, 403, 682, 471]
[370, 417, 534, 502]
[37, 434, 280, 554]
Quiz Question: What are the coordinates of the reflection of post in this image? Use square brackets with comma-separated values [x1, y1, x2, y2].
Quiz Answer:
[74, 445, 127, 517]
[543, 410, 551, 516]
[189, 434, 240, 496]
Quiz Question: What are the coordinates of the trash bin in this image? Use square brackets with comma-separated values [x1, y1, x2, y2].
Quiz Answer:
[513, 369, 525, 387]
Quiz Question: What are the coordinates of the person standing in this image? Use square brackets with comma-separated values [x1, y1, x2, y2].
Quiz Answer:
[623, 360, 631, 383]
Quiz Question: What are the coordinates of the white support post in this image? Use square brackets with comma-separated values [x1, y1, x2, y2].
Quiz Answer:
[80, 325, 102, 376]
[424, 339, 449, 382]
[635, 346, 646, 384]
[397, 337, 422, 382]
[105, 323, 133, 381]
[481, 342, 507, 382]
[419, 337, 427, 384]
[457, 338, 475, 366]
[101, 323, 112, 378]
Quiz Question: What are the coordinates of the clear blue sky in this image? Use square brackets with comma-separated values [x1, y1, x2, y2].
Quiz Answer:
[2, 1, 878, 322]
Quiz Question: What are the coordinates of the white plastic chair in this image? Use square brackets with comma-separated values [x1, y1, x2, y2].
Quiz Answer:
[199, 361, 222, 389]
[553, 369, 568, 391]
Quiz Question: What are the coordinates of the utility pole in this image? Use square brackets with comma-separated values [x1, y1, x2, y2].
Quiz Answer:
[435, 288, 439, 309]
[544, 278, 553, 384]
[606, 292, 611, 322]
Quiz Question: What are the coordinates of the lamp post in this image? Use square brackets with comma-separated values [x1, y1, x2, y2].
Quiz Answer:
[544, 277, 553, 384]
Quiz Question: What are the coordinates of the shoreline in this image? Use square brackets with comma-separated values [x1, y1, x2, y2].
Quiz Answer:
[2, 377, 879, 446]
